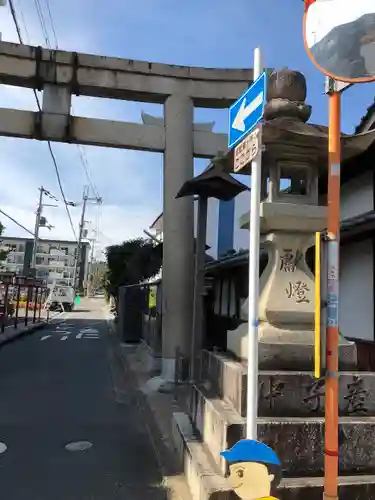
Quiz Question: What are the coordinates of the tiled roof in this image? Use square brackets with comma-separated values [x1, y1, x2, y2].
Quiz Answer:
[355, 98, 375, 134]
[340, 210, 375, 236]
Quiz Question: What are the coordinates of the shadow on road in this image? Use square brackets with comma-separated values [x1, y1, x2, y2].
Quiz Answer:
[0, 298, 187, 500]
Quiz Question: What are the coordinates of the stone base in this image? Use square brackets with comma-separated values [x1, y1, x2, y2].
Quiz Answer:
[192, 384, 375, 477]
[172, 411, 375, 500]
[141, 375, 175, 395]
[136, 340, 162, 374]
[227, 321, 357, 370]
[201, 350, 375, 418]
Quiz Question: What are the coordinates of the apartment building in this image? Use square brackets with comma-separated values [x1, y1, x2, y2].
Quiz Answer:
[0, 237, 90, 288]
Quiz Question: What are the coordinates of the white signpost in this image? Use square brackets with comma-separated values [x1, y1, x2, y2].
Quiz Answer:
[245, 48, 264, 440]
[228, 48, 266, 440]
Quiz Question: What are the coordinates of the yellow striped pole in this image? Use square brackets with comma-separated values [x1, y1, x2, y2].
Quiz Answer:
[314, 231, 321, 379]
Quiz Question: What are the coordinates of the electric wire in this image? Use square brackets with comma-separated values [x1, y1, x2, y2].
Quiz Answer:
[8, 0, 78, 241]
[33, 0, 51, 48]
[15, 0, 31, 44]
[76, 145, 100, 200]
[35, 1, 101, 202]
[44, 0, 58, 49]
[0, 209, 34, 237]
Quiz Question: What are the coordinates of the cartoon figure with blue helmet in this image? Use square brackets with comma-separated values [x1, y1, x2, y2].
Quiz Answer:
[221, 439, 281, 500]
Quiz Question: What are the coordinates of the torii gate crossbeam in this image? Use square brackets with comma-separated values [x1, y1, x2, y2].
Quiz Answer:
[0, 40, 254, 385]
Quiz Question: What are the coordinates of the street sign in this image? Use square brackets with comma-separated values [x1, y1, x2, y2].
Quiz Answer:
[148, 286, 157, 308]
[233, 128, 260, 173]
[228, 72, 267, 150]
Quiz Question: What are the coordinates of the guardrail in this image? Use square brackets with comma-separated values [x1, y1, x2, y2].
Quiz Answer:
[0, 275, 49, 333]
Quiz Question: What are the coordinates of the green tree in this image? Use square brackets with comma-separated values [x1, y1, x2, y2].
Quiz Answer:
[0, 222, 9, 265]
[88, 262, 107, 292]
[104, 237, 162, 301]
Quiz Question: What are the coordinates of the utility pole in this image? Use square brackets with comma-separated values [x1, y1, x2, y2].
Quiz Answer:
[31, 187, 44, 270]
[72, 186, 89, 290]
[72, 186, 102, 291]
[31, 186, 57, 274]
[86, 232, 96, 297]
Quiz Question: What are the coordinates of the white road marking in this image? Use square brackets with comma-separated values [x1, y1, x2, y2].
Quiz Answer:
[80, 328, 99, 334]
[0, 442, 7, 454]
[40, 331, 100, 341]
[65, 441, 93, 452]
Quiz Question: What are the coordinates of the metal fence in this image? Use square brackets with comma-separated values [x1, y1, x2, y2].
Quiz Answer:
[0, 274, 49, 334]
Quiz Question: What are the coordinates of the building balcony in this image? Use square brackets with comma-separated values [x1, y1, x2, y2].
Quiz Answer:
[48, 261, 66, 267]
[35, 263, 75, 269]
[49, 272, 64, 279]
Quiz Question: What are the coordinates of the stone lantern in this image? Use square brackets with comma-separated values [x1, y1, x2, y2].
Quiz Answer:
[226, 69, 375, 370]
[176, 165, 248, 381]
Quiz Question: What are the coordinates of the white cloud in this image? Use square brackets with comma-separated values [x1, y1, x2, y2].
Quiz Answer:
[0, 2, 165, 258]
[0, 0, 235, 262]
[0, 133, 163, 255]
[0, 201, 158, 258]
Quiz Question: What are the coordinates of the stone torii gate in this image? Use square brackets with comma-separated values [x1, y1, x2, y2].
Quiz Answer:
[0, 41, 254, 381]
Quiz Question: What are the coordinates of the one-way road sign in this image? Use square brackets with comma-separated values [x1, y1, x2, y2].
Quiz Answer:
[228, 72, 267, 150]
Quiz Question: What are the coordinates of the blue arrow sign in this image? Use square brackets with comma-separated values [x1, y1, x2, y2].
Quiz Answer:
[228, 72, 267, 150]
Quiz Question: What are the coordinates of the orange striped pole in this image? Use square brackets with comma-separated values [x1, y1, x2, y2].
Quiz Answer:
[324, 84, 340, 500]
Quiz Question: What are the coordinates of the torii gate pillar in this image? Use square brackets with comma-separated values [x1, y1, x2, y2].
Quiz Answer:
[162, 93, 194, 382]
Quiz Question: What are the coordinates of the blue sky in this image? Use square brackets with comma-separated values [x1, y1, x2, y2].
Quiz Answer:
[0, 0, 374, 256]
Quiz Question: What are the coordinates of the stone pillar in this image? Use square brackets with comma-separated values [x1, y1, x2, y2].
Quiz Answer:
[259, 232, 315, 337]
[162, 93, 194, 381]
[42, 84, 72, 138]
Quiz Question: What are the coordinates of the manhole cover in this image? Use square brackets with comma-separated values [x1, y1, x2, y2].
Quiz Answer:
[65, 441, 93, 452]
[0, 442, 7, 454]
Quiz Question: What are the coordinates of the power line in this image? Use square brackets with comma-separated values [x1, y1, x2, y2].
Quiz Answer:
[75, 144, 100, 199]
[34, 0, 101, 202]
[8, 0, 23, 41]
[15, 0, 31, 43]
[33, 0, 51, 48]
[46, 142, 78, 240]
[8, 0, 77, 241]
[0, 208, 34, 237]
[44, 0, 58, 49]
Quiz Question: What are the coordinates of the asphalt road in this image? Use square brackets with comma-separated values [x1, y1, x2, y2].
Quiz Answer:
[0, 298, 165, 500]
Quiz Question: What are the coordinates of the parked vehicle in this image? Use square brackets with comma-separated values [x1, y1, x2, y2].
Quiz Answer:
[48, 286, 75, 312]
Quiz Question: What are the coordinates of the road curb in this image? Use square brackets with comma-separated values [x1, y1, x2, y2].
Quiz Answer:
[0, 313, 66, 348]
[106, 329, 191, 500]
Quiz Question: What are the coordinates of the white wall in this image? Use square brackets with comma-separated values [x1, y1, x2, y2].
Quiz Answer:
[339, 239, 374, 341]
[341, 171, 373, 221]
